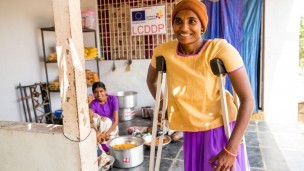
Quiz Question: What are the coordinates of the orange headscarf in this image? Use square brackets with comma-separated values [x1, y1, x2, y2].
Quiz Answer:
[172, 0, 209, 34]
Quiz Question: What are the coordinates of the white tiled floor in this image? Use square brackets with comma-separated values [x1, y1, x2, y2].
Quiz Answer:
[250, 120, 304, 171]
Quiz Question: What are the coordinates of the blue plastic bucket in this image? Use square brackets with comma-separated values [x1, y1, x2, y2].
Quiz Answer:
[54, 110, 62, 118]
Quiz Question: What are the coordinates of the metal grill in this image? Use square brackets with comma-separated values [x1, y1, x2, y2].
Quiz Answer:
[97, 0, 180, 60]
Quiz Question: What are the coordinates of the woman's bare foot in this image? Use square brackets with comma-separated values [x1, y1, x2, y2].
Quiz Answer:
[171, 131, 183, 142]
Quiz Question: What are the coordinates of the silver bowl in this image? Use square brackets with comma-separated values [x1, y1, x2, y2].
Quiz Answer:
[143, 135, 171, 148]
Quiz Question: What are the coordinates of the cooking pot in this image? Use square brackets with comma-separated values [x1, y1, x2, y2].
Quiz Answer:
[119, 108, 135, 121]
[113, 91, 137, 108]
[141, 106, 153, 119]
[107, 135, 144, 168]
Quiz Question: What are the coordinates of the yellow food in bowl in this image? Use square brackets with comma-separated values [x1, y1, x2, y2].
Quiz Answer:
[144, 135, 172, 147]
[151, 137, 170, 145]
[113, 143, 136, 149]
[157, 137, 169, 145]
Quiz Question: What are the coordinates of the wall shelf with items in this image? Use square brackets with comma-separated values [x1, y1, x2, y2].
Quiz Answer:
[40, 27, 100, 119]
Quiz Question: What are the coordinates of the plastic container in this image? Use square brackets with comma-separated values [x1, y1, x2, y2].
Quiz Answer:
[81, 10, 96, 29]
[54, 110, 62, 118]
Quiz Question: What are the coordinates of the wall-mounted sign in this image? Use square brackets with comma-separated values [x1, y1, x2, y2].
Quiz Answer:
[130, 6, 166, 36]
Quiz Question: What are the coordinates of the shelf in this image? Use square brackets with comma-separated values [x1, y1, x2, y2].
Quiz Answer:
[46, 60, 57, 63]
[85, 57, 99, 61]
[49, 84, 92, 93]
[46, 57, 98, 63]
[41, 26, 99, 120]
[49, 89, 60, 92]
[34, 102, 50, 109]
[37, 112, 52, 118]
[41, 27, 96, 32]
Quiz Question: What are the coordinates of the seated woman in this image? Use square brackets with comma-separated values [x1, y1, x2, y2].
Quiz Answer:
[89, 82, 119, 149]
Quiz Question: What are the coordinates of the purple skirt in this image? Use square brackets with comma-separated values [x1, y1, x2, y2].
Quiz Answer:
[183, 122, 250, 171]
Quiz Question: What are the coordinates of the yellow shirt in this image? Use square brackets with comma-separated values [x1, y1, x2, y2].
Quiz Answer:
[151, 39, 244, 132]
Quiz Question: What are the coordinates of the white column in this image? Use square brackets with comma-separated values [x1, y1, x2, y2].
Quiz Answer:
[264, 0, 300, 123]
[53, 0, 97, 170]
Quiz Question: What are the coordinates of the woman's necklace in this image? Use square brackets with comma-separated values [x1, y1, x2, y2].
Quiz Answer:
[179, 40, 204, 55]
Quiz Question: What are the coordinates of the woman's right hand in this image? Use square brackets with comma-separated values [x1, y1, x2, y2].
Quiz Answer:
[96, 131, 103, 143]
[209, 148, 237, 171]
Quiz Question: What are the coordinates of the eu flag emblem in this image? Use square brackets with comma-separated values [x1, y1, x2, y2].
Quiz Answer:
[132, 10, 145, 21]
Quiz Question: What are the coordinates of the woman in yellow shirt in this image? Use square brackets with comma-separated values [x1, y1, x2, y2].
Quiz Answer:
[146, 0, 254, 170]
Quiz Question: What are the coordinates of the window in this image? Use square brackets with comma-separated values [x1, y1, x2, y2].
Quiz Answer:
[97, 0, 180, 60]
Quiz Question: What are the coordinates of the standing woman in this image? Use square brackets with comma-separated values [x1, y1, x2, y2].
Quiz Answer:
[89, 82, 119, 144]
[146, 0, 255, 170]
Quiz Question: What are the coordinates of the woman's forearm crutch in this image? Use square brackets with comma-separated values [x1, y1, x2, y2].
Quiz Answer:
[210, 58, 249, 170]
[149, 56, 168, 171]
[210, 58, 232, 138]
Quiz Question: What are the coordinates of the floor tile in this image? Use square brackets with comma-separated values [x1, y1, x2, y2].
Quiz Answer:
[260, 144, 289, 170]
[178, 149, 183, 160]
[257, 132, 279, 148]
[170, 160, 184, 171]
[111, 157, 172, 171]
[247, 125, 258, 132]
[246, 146, 265, 169]
[282, 150, 304, 171]
[245, 131, 259, 147]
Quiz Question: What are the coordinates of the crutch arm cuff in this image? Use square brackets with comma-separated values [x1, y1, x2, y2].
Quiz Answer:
[156, 56, 166, 72]
[210, 58, 227, 75]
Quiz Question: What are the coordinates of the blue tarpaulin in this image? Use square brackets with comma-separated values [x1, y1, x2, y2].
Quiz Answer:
[203, 0, 262, 112]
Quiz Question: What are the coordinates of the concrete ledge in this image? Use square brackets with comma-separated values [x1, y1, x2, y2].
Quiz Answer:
[0, 121, 97, 171]
[0, 121, 63, 133]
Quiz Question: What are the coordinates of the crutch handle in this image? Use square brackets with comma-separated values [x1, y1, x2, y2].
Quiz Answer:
[210, 58, 227, 75]
[156, 56, 166, 73]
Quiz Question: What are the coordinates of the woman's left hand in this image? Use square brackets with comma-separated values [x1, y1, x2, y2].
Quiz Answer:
[103, 132, 110, 141]
[209, 150, 236, 171]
